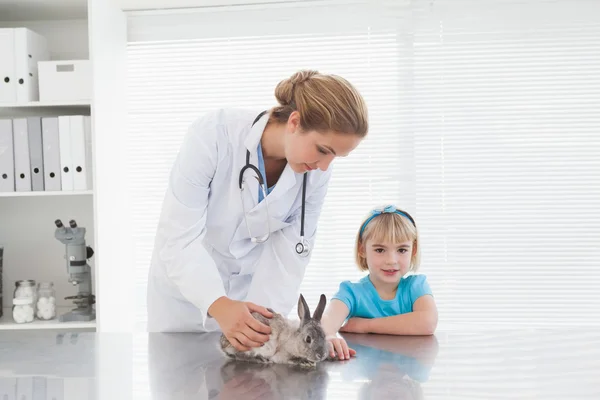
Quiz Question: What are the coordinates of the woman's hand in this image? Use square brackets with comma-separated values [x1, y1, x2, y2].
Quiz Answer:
[208, 297, 273, 351]
[326, 334, 357, 360]
[339, 317, 370, 334]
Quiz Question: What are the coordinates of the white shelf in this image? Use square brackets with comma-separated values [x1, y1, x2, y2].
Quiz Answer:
[0, 100, 91, 108]
[0, 190, 93, 198]
[0, 307, 96, 331]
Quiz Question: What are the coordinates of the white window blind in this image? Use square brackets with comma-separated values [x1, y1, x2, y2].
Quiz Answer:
[408, 0, 600, 328]
[126, 1, 410, 331]
[125, 0, 600, 332]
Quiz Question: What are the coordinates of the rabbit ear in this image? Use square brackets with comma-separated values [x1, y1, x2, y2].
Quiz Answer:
[312, 294, 326, 322]
[297, 294, 311, 323]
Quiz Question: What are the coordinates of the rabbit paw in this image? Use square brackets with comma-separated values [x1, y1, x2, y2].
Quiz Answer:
[298, 360, 317, 369]
[289, 357, 317, 368]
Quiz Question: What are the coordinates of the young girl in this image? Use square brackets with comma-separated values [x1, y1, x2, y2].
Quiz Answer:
[320, 205, 438, 360]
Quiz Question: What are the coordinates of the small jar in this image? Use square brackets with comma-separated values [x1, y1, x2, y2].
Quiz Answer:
[36, 282, 56, 320]
[12, 280, 36, 324]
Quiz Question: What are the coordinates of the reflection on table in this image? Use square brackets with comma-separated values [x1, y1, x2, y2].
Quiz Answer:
[147, 331, 439, 400]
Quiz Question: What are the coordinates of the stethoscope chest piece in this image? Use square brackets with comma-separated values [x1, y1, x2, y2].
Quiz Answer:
[295, 238, 310, 257]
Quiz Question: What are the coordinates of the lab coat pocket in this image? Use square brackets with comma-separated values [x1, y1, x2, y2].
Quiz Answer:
[245, 231, 307, 315]
[266, 216, 292, 232]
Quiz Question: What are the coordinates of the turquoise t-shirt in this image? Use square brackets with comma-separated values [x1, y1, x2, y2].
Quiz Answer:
[332, 274, 433, 319]
[257, 143, 275, 202]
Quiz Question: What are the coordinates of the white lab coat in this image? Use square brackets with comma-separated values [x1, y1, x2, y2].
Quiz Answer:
[146, 108, 332, 332]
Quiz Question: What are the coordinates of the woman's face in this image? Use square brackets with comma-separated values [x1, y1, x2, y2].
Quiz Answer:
[283, 112, 363, 173]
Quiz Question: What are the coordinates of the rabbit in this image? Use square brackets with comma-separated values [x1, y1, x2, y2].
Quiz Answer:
[219, 293, 329, 368]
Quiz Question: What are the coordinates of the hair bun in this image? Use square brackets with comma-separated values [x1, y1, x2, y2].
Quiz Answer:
[290, 70, 319, 85]
[269, 70, 368, 140]
[274, 70, 320, 107]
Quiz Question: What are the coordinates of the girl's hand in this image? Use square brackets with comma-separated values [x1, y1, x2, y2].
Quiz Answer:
[340, 317, 370, 334]
[326, 335, 357, 360]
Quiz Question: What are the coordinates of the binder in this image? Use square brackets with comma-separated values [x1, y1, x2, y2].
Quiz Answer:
[41, 117, 61, 191]
[70, 116, 88, 191]
[13, 118, 32, 191]
[45, 378, 63, 400]
[27, 116, 44, 191]
[13, 28, 49, 103]
[16, 377, 33, 400]
[0, 377, 17, 400]
[0, 119, 15, 192]
[32, 377, 46, 400]
[58, 116, 73, 191]
[0, 28, 49, 104]
[0, 28, 16, 104]
[84, 116, 93, 190]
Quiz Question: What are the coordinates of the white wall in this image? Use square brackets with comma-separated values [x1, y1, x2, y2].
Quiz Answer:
[88, 0, 131, 333]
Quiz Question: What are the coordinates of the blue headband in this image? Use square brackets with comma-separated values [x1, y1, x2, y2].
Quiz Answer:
[359, 205, 416, 238]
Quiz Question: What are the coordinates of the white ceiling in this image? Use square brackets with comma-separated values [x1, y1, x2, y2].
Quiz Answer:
[0, 0, 87, 21]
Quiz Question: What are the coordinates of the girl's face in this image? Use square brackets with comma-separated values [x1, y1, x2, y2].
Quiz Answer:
[283, 112, 362, 173]
[361, 238, 414, 285]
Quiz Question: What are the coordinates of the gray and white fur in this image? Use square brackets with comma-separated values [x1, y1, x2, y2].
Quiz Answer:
[219, 293, 329, 368]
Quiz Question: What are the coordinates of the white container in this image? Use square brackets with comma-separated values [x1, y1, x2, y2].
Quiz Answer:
[12, 279, 36, 324]
[36, 282, 56, 320]
[38, 60, 91, 103]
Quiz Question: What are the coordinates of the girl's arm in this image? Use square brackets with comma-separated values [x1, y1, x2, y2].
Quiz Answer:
[341, 295, 438, 336]
[320, 299, 351, 337]
[320, 299, 356, 359]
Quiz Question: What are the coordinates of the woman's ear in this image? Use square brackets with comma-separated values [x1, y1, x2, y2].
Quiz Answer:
[287, 110, 301, 134]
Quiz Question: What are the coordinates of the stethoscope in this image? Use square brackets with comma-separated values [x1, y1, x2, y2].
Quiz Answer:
[238, 111, 310, 257]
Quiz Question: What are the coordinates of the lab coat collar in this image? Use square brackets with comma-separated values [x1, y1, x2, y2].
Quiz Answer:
[241, 109, 302, 212]
[244, 109, 270, 153]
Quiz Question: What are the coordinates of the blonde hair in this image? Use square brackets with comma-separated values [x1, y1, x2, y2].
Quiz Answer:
[355, 207, 421, 272]
[270, 70, 368, 137]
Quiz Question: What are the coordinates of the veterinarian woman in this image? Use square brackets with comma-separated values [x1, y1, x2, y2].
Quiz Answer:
[146, 70, 368, 352]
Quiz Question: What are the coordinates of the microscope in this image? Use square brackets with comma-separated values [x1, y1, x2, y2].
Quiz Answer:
[54, 219, 96, 322]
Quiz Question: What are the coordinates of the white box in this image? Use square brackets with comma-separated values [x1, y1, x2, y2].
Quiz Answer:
[38, 60, 91, 103]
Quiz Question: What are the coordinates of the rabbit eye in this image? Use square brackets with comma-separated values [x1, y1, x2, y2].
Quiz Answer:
[306, 336, 312, 344]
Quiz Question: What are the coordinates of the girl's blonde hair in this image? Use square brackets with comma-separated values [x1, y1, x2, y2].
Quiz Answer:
[270, 70, 369, 138]
[355, 206, 421, 272]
